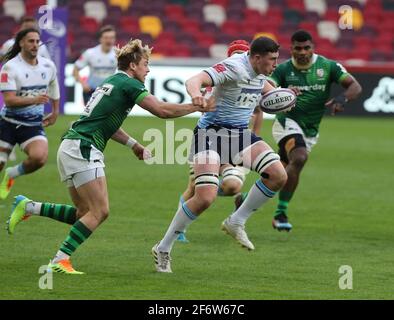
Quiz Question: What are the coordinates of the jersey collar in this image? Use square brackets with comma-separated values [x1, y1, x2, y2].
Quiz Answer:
[117, 70, 131, 78]
[244, 53, 258, 78]
[291, 53, 318, 70]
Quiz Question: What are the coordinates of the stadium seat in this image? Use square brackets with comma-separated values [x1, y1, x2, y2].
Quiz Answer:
[0, 14, 17, 35]
[221, 20, 241, 37]
[84, 1, 107, 23]
[139, 16, 163, 39]
[80, 16, 100, 34]
[286, 0, 305, 11]
[317, 21, 340, 42]
[25, 0, 46, 16]
[209, 43, 228, 59]
[120, 17, 140, 33]
[283, 9, 304, 24]
[109, 0, 131, 11]
[194, 32, 216, 48]
[203, 4, 227, 27]
[164, 4, 185, 21]
[192, 45, 211, 58]
[304, 0, 326, 16]
[3, 0, 25, 21]
[168, 44, 191, 57]
[245, 0, 269, 14]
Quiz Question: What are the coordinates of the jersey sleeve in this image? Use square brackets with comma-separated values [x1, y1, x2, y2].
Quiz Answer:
[48, 61, 60, 100]
[269, 64, 285, 87]
[124, 79, 149, 104]
[0, 63, 17, 92]
[204, 58, 238, 86]
[329, 60, 350, 84]
[40, 44, 52, 60]
[74, 49, 90, 69]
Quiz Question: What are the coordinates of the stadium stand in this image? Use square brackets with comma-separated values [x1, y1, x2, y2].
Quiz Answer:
[1, 0, 393, 62]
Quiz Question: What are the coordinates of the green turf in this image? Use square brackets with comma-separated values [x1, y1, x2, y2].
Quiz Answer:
[0, 115, 393, 299]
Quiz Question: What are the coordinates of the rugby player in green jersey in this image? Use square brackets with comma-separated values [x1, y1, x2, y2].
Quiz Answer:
[6, 39, 215, 274]
[268, 30, 362, 231]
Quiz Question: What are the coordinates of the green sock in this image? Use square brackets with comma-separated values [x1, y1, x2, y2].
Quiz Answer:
[275, 191, 294, 217]
[59, 220, 92, 256]
[40, 203, 77, 225]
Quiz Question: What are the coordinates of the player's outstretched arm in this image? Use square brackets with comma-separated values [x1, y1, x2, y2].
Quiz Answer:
[138, 94, 215, 119]
[325, 75, 362, 115]
[111, 127, 151, 160]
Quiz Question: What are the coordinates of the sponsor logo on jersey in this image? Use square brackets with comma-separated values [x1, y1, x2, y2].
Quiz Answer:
[1, 73, 8, 83]
[291, 84, 326, 92]
[41, 72, 46, 79]
[317, 68, 324, 77]
[20, 85, 47, 97]
[213, 64, 226, 73]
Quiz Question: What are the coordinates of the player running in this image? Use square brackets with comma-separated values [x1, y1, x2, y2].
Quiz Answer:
[153, 37, 288, 273]
[6, 39, 215, 275]
[0, 28, 59, 200]
[267, 30, 362, 231]
[176, 39, 263, 243]
[73, 25, 117, 105]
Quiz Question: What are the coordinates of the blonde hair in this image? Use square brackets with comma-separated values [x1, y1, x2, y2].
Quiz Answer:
[116, 39, 152, 71]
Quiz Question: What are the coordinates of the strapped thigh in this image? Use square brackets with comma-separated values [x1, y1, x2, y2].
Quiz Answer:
[251, 150, 281, 175]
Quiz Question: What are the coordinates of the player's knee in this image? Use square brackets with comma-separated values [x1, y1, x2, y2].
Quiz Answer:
[30, 153, 48, 168]
[221, 166, 245, 195]
[290, 152, 308, 169]
[264, 164, 287, 190]
[221, 179, 243, 195]
[196, 192, 217, 211]
[98, 207, 110, 222]
[76, 205, 89, 218]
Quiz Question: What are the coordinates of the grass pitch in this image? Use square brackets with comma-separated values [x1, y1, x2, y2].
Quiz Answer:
[0, 115, 393, 299]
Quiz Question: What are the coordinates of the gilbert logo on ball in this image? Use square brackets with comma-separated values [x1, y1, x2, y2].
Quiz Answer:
[259, 88, 296, 114]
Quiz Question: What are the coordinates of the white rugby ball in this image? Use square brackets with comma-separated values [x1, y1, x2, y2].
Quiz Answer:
[259, 88, 296, 114]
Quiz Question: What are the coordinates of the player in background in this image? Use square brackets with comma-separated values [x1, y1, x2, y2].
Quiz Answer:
[1, 16, 52, 162]
[73, 25, 117, 105]
[0, 16, 51, 60]
[0, 28, 59, 200]
[6, 39, 215, 275]
[153, 37, 288, 273]
[267, 30, 362, 231]
[176, 39, 263, 243]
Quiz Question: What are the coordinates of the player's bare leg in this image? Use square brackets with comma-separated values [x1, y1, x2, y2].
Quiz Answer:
[273, 147, 308, 231]
[177, 164, 244, 243]
[154, 151, 220, 272]
[223, 141, 287, 249]
[1, 139, 47, 199]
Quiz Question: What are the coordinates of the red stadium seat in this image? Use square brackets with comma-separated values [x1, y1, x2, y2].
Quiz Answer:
[79, 16, 100, 34]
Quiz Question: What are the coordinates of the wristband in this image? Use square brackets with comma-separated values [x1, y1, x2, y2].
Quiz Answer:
[333, 94, 348, 106]
[126, 137, 138, 148]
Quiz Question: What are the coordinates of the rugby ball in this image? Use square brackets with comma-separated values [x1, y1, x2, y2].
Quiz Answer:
[259, 88, 296, 114]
